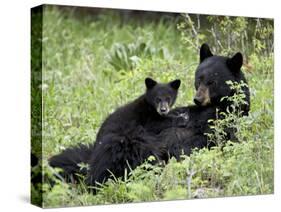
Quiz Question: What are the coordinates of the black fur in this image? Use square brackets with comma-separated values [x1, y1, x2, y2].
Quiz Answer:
[160, 43, 250, 160]
[49, 78, 185, 186]
[49, 144, 94, 182]
[86, 78, 184, 186]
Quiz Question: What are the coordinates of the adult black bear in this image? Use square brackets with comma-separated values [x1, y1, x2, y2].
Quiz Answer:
[49, 77, 186, 186]
[160, 43, 250, 160]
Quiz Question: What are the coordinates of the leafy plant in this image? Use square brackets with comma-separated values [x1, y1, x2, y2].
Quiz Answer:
[206, 81, 249, 146]
[177, 14, 274, 65]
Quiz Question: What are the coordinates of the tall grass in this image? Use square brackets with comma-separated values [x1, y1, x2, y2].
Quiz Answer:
[32, 5, 273, 207]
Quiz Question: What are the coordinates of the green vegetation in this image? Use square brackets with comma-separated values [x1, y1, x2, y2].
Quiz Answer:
[31, 5, 273, 207]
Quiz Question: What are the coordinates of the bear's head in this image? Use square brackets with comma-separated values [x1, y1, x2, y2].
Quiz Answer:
[193, 43, 250, 115]
[145, 77, 181, 116]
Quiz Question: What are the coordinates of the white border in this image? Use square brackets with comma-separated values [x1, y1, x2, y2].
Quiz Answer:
[0, 0, 280, 211]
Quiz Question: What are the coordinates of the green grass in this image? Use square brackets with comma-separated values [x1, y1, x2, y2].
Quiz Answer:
[34, 6, 273, 207]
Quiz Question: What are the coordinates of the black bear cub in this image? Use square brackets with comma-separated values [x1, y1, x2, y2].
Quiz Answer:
[49, 77, 184, 186]
[160, 43, 250, 159]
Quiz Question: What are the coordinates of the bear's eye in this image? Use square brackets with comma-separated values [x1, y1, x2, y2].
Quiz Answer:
[207, 81, 216, 86]
[165, 97, 171, 103]
[198, 75, 204, 82]
[155, 97, 161, 103]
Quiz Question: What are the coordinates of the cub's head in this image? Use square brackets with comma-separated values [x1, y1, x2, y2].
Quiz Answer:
[193, 43, 250, 113]
[145, 77, 181, 116]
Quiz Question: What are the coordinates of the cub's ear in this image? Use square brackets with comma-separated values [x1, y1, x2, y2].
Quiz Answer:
[169, 79, 181, 90]
[145, 77, 157, 89]
[227, 52, 243, 72]
[200, 43, 213, 63]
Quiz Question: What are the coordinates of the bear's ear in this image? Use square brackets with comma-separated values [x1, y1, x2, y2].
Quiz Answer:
[169, 79, 181, 90]
[227, 52, 243, 72]
[145, 77, 157, 89]
[200, 43, 213, 63]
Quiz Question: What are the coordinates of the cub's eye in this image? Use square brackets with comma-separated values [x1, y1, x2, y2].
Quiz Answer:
[165, 97, 171, 103]
[155, 97, 161, 103]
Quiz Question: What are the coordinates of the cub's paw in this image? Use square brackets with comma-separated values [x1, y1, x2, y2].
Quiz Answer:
[174, 113, 189, 127]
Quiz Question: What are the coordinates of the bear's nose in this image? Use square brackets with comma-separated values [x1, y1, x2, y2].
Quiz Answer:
[160, 108, 167, 112]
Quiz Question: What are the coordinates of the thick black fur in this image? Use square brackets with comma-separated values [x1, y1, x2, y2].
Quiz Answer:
[160, 43, 250, 160]
[49, 78, 185, 186]
[49, 144, 94, 182]
[160, 105, 216, 160]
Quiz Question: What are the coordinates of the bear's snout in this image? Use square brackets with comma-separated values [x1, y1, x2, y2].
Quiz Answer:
[157, 101, 170, 116]
[194, 85, 211, 106]
[194, 96, 203, 105]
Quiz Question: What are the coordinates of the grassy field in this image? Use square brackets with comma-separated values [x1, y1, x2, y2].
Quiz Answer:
[32, 6, 274, 207]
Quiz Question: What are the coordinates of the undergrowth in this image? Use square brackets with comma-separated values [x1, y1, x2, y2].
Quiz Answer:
[31, 6, 274, 207]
